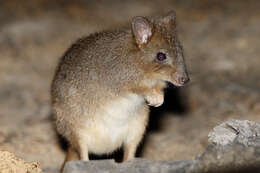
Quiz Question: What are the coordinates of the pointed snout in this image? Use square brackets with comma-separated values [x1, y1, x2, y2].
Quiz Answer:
[178, 74, 189, 86]
[171, 71, 189, 87]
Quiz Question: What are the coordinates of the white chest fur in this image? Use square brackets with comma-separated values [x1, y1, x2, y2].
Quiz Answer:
[83, 94, 145, 154]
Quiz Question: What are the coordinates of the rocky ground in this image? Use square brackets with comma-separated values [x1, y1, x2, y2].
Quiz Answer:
[63, 119, 260, 173]
[0, 0, 260, 172]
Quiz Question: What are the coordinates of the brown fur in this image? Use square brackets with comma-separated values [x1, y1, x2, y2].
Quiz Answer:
[51, 11, 189, 171]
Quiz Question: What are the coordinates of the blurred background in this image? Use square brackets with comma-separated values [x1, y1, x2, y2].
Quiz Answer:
[0, 0, 259, 172]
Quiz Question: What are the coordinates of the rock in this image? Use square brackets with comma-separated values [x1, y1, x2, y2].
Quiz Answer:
[63, 159, 195, 173]
[196, 119, 260, 172]
[63, 119, 260, 173]
[208, 119, 260, 147]
[0, 151, 42, 173]
[194, 143, 260, 173]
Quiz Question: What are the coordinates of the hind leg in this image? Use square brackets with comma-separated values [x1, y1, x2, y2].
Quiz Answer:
[123, 141, 140, 162]
[78, 139, 89, 161]
[65, 146, 80, 161]
[61, 146, 79, 172]
[60, 139, 89, 172]
[123, 106, 149, 162]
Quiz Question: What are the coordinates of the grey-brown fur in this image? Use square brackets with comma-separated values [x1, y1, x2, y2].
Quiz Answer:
[51, 10, 189, 171]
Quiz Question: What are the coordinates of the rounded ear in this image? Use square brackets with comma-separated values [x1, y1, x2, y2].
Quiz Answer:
[162, 10, 176, 26]
[131, 16, 153, 47]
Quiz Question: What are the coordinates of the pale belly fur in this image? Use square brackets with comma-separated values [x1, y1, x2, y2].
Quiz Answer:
[81, 94, 145, 154]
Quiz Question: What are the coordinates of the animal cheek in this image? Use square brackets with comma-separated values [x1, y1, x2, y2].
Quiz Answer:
[161, 65, 177, 76]
[155, 66, 176, 80]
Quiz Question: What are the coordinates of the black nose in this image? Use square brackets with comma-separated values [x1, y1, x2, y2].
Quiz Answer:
[179, 76, 190, 85]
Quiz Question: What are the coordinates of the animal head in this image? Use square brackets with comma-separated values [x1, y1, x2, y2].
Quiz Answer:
[131, 11, 189, 87]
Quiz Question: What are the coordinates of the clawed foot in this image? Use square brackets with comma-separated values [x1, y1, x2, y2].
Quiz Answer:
[144, 90, 164, 107]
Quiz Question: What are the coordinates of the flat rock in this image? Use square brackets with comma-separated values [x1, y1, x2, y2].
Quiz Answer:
[63, 119, 260, 173]
[63, 159, 195, 173]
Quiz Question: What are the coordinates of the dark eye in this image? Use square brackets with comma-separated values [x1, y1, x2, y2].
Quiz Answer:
[156, 52, 167, 61]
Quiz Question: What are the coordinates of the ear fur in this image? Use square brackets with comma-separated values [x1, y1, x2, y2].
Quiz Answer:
[162, 10, 176, 26]
[131, 16, 153, 47]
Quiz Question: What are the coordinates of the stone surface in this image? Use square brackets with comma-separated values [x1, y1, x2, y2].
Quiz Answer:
[208, 119, 260, 147]
[195, 143, 260, 173]
[63, 119, 260, 173]
[63, 159, 195, 173]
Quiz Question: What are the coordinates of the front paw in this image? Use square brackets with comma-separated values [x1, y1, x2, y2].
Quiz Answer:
[144, 91, 164, 107]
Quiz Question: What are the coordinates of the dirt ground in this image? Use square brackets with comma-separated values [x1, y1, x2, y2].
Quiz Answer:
[0, 0, 260, 172]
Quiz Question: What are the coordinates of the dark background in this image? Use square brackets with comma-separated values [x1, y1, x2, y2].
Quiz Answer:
[0, 0, 259, 172]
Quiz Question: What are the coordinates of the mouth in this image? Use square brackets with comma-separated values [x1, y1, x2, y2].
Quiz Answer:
[166, 77, 189, 87]
[169, 80, 185, 87]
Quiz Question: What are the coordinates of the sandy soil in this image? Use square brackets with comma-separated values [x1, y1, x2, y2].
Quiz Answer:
[0, 0, 260, 172]
[0, 151, 42, 173]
